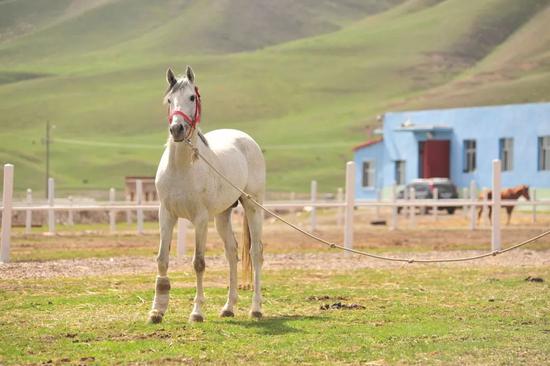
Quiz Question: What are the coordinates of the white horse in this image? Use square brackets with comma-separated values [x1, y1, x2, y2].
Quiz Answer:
[148, 66, 265, 323]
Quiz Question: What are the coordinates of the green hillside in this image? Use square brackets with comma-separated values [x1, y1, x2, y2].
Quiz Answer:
[0, 0, 549, 194]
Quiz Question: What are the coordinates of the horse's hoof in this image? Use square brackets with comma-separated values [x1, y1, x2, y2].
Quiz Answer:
[220, 309, 234, 318]
[148, 310, 163, 324]
[189, 313, 204, 323]
[250, 311, 263, 319]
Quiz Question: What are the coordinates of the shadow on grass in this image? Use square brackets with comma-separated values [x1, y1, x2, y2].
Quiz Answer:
[223, 315, 323, 335]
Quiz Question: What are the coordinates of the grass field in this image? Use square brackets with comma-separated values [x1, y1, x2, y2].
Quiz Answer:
[0, 0, 549, 193]
[1, 264, 549, 364]
[1, 210, 550, 364]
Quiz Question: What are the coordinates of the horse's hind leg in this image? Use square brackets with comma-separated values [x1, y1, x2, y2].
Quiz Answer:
[148, 206, 177, 323]
[241, 198, 264, 318]
[215, 208, 239, 317]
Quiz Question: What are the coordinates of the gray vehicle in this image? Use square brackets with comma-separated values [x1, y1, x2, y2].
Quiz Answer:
[397, 178, 459, 214]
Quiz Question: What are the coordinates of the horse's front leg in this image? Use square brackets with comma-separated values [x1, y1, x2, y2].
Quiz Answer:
[190, 214, 208, 322]
[506, 207, 513, 225]
[148, 206, 177, 323]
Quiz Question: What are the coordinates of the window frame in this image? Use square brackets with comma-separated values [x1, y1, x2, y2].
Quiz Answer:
[361, 160, 375, 188]
[463, 139, 476, 173]
[395, 160, 406, 185]
[499, 137, 514, 171]
[539, 136, 550, 171]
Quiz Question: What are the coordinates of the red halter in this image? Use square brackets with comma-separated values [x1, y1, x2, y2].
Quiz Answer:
[167, 86, 202, 132]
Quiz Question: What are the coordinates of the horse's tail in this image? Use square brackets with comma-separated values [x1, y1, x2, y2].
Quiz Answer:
[241, 213, 253, 287]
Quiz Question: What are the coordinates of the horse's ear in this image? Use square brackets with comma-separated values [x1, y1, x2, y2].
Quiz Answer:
[186, 65, 195, 83]
[166, 68, 177, 87]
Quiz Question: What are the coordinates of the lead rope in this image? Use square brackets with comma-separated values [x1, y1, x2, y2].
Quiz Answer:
[185, 139, 550, 264]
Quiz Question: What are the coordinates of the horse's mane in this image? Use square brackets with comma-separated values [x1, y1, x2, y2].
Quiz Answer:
[163, 78, 190, 104]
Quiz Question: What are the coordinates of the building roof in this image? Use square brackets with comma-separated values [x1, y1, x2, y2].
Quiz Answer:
[352, 138, 383, 151]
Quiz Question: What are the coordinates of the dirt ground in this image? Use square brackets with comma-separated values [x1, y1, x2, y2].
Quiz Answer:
[2, 249, 550, 280]
[2, 208, 549, 279]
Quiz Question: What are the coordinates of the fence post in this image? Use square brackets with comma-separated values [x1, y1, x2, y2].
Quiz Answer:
[390, 184, 397, 231]
[47, 177, 55, 234]
[25, 188, 32, 234]
[310, 180, 317, 232]
[109, 188, 116, 233]
[344, 162, 355, 253]
[67, 196, 74, 226]
[531, 188, 537, 224]
[409, 187, 415, 227]
[136, 179, 144, 234]
[482, 188, 489, 227]
[432, 187, 438, 221]
[177, 218, 187, 260]
[336, 188, 343, 227]
[1, 164, 14, 263]
[492, 160, 501, 251]
[469, 180, 477, 231]
[462, 187, 468, 218]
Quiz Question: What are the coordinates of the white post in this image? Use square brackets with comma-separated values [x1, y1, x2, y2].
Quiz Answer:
[1, 164, 14, 263]
[409, 187, 415, 227]
[177, 218, 187, 259]
[462, 187, 468, 217]
[136, 179, 144, 234]
[375, 189, 381, 219]
[25, 188, 32, 234]
[492, 160, 501, 251]
[531, 188, 537, 224]
[109, 188, 116, 233]
[432, 187, 438, 221]
[344, 162, 355, 252]
[482, 188, 489, 227]
[336, 187, 343, 227]
[67, 196, 74, 226]
[310, 180, 317, 232]
[390, 184, 397, 231]
[47, 177, 55, 234]
[469, 180, 477, 231]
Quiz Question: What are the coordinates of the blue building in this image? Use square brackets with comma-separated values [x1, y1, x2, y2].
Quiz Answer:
[353, 102, 550, 200]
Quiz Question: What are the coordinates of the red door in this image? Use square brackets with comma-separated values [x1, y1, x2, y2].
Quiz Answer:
[423, 140, 450, 178]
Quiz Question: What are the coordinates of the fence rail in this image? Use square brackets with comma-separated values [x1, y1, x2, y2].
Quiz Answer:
[0, 160, 548, 263]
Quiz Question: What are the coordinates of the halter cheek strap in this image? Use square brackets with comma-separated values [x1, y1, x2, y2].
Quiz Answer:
[168, 86, 202, 137]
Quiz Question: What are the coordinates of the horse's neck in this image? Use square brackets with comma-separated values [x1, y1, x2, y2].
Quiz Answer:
[167, 133, 213, 171]
[168, 136, 199, 169]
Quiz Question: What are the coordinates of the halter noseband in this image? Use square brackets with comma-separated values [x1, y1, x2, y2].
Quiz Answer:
[168, 86, 202, 139]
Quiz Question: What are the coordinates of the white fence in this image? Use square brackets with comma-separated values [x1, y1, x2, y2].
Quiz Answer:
[1, 160, 549, 263]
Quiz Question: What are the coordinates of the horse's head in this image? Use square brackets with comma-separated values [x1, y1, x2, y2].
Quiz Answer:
[520, 185, 530, 200]
[164, 66, 201, 142]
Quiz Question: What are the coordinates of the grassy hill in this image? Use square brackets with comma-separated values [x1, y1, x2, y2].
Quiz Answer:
[0, 0, 549, 195]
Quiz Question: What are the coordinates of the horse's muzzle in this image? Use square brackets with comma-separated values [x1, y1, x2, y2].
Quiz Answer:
[170, 123, 186, 142]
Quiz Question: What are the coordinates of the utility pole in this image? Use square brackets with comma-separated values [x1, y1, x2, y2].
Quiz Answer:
[44, 121, 54, 197]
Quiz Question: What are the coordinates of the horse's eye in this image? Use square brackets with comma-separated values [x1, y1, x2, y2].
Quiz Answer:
[189, 95, 195, 102]
[167, 99, 171, 104]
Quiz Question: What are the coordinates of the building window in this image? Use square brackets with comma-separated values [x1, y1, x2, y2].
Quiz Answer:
[395, 160, 406, 185]
[499, 138, 513, 171]
[463, 139, 476, 172]
[539, 136, 550, 171]
[362, 161, 375, 188]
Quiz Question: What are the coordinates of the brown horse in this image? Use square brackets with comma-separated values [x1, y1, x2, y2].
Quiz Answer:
[478, 185, 530, 225]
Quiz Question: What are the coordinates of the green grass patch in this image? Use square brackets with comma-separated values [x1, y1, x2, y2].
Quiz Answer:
[0, 267, 549, 364]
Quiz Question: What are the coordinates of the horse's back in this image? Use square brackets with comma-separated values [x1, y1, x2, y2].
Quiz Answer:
[204, 129, 266, 194]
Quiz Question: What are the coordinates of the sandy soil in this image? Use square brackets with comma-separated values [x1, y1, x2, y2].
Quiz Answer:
[2, 249, 550, 280]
